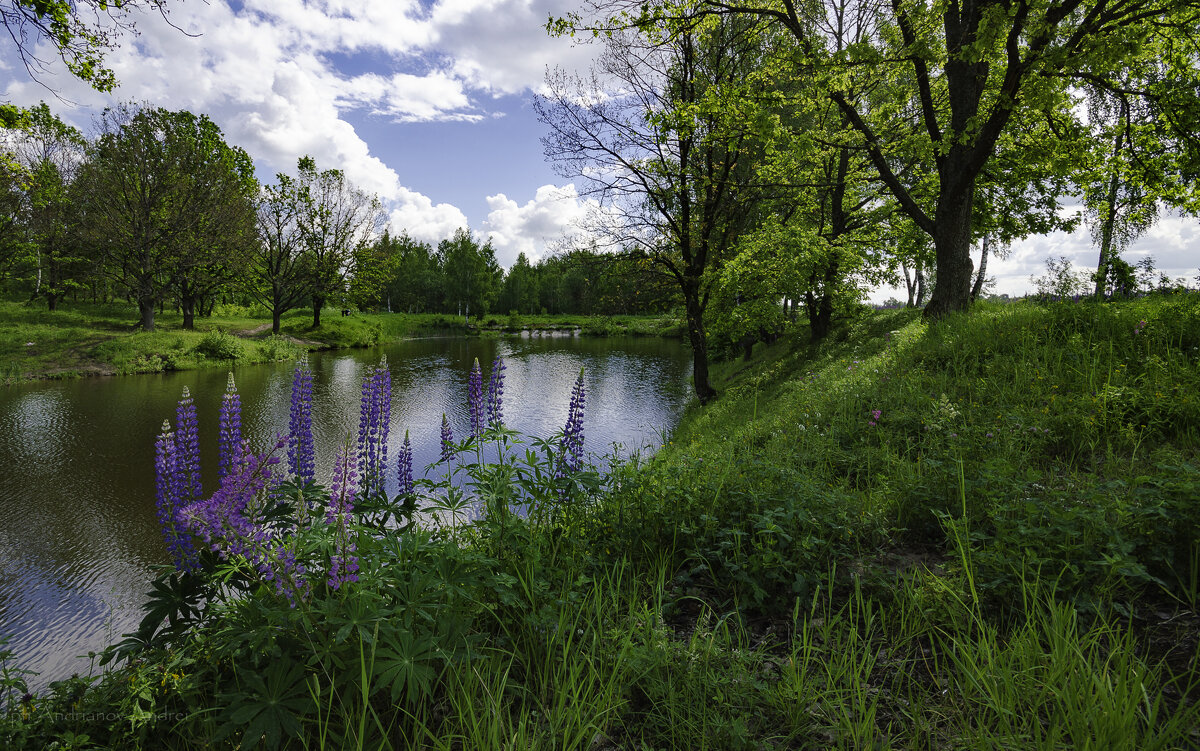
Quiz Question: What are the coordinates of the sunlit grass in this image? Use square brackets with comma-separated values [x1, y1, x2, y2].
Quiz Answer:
[2, 294, 1197, 749]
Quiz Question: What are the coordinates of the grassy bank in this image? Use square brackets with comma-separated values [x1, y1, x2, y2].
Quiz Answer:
[0, 299, 682, 384]
[2, 295, 1197, 749]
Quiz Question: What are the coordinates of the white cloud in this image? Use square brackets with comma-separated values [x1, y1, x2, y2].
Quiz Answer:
[431, 0, 600, 96]
[390, 188, 471, 245]
[483, 183, 596, 267]
[342, 71, 480, 122]
[0, 0, 610, 249]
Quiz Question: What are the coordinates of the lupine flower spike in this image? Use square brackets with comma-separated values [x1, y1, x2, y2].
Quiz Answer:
[468, 358, 484, 438]
[288, 356, 315, 484]
[358, 358, 391, 498]
[326, 445, 360, 590]
[175, 386, 202, 507]
[155, 420, 197, 572]
[487, 356, 506, 428]
[561, 368, 586, 475]
[440, 414, 456, 463]
[397, 430, 414, 497]
[218, 373, 242, 479]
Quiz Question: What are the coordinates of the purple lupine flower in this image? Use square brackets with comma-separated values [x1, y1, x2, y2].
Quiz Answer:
[175, 386, 202, 507]
[377, 359, 390, 473]
[179, 435, 309, 605]
[1134, 319, 1148, 335]
[326, 445, 359, 590]
[561, 368, 586, 474]
[355, 357, 393, 496]
[868, 408, 881, 427]
[468, 358, 485, 438]
[357, 358, 391, 498]
[440, 414, 456, 463]
[288, 357, 315, 484]
[486, 356, 506, 428]
[396, 430, 414, 496]
[328, 444, 359, 519]
[218, 373, 242, 479]
[155, 420, 197, 572]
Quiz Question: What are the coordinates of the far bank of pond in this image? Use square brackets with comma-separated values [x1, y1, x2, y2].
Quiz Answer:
[0, 334, 692, 689]
[0, 301, 684, 384]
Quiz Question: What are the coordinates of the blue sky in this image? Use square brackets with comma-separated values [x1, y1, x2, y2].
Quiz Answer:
[2, 0, 1196, 295]
[2, 0, 601, 269]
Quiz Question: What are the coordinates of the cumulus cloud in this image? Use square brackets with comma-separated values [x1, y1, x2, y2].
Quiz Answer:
[1, 0, 607, 248]
[483, 184, 596, 267]
[390, 188, 471, 245]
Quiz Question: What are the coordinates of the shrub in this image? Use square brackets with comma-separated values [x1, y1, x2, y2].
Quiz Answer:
[192, 329, 243, 360]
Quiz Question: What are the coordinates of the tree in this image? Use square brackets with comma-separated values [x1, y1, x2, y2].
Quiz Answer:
[498, 252, 540, 313]
[347, 229, 402, 311]
[741, 0, 893, 341]
[1075, 62, 1200, 298]
[0, 153, 26, 282]
[75, 104, 257, 331]
[294, 156, 384, 327]
[249, 173, 311, 335]
[618, 0, 1200, 318]
[540, 15, 768, 403]
[170, 134, 257, 329]
[379, 230, 441, 313]
[3, 102, 89, 310]
[1, 1, 175, 126]
[438, 228, 501, 318]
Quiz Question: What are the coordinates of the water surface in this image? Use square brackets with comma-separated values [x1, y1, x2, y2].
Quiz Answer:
[0, 335, 691, 688]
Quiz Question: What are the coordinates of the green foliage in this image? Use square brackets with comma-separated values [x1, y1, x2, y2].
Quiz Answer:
[3, 297, 1199, 748]
[73, 103, 258, 332]
[1032, 256, 1092, 298]
[292, 156, 384, 324]
[282, 316, 380, 348]
[192, 329, 244, 361]
[1, 1, 172, 95]
[437, 227, 501, 318]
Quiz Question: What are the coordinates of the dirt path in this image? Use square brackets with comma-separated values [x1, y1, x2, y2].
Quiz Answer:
[239, 323, 273, 336]
[233, 323, 325, 350]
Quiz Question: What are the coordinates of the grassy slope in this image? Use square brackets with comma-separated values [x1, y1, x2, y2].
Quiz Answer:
[3, 295, 1198, 749]
[570, 295, 1200, 748]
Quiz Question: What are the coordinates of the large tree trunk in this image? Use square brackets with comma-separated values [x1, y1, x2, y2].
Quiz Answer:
[682, 286, 715, 404]
[181, 294, 197, 330]
[272, 308, 283, 335]
[923, 175, 975, 319]
[311, 295, 324, 328]
[807, 253, 840, 342]
[138, 297, 156, 332]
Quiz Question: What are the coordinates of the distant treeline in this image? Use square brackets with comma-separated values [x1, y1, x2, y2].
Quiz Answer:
[350, 230, 680, 318]
[0, 103, 679, 334]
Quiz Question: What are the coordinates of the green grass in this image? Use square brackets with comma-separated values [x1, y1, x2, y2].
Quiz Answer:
[0, 299, 683, 384]
[2, 294, 1197, 749]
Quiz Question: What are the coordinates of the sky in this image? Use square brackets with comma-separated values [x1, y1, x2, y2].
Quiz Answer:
[2, 0, 1196, 297]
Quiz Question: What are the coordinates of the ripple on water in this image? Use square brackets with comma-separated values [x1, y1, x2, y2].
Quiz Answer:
[0, 337, 693, 690]
[2, 389, 75, 466]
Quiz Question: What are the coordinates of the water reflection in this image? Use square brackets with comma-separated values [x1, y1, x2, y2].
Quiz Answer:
[0, 335, 690, 688]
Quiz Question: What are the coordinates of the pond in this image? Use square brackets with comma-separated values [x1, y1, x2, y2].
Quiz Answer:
[0, 334, 692, 689]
